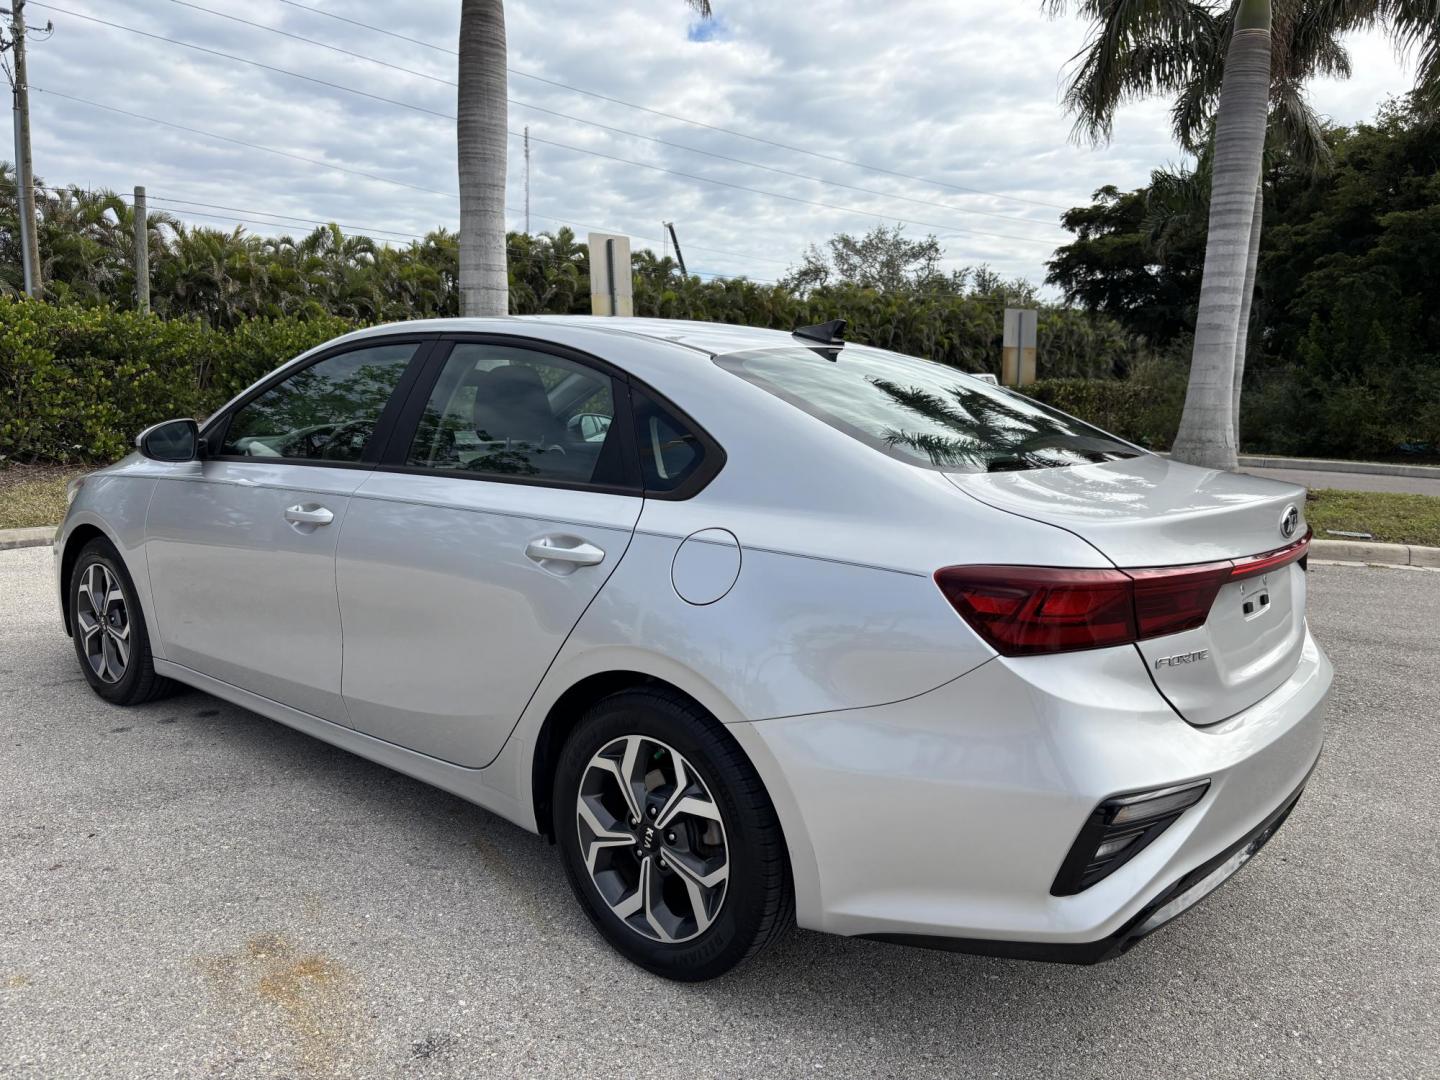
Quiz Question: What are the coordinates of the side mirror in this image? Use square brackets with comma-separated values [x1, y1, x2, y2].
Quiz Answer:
[137, 418, 201, 462]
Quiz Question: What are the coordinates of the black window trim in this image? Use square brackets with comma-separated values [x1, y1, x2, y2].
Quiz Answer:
[199, 333, 442, 472]
[373, 332, 726, 501]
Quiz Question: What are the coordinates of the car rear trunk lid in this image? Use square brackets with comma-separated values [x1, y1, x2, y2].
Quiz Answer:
[947, 454, 1310, 725]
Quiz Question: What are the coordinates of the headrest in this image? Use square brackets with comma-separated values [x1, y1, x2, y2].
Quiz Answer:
[471, 365, 557, 446]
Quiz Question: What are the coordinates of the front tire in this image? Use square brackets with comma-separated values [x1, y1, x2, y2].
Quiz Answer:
[69, 537, 176, 706]
[553, 688, 792, 981]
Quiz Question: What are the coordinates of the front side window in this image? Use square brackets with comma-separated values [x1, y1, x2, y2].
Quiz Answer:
[405, 343, 624, 486]
[715, 345, 1142, 473]
[220, 342, 417, 462]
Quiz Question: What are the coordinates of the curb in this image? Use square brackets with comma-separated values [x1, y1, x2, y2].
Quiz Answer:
[0, 526, 54, 551]
[1310, 538, 1440, 568]
[1238, 455, 1440, 480]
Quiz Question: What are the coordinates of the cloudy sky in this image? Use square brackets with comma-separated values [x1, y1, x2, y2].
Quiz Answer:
[17, 0, 1420, 288]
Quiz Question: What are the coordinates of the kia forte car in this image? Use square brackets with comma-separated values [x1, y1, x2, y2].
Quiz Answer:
[55, 317, 1329, 981]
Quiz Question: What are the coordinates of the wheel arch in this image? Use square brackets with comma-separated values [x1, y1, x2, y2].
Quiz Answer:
[531, 670, 684, 841]
[526, 664, 823, 931]
[58, 522, 115, 636]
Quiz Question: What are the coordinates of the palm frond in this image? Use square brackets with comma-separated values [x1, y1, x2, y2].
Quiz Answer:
[1054, 0, 1222, 145]
[1384, 0, 1440, 113]
[1270, 78, 1334, 174]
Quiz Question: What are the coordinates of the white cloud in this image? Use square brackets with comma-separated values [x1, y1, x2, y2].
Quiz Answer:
[18, 0, 1420, 288]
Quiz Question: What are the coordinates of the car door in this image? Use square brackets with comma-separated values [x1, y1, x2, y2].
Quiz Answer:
[144, 337, 431, 722]
[334, 338, 643, 767]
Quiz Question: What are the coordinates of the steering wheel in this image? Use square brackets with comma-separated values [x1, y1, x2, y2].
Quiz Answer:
[317, 419, 375, 460]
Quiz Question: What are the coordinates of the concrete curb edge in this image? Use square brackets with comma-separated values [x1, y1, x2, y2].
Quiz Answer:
[1309, 537, 1440, 568]
[1237, 454, 1440, 480]
[0, 527, 55, 551]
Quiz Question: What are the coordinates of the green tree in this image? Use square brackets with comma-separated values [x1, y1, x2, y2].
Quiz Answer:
[781, 224, 956, 293]
[1047, 0, 1440, 469]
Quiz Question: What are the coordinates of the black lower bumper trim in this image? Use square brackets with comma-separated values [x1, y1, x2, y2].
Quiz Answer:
[861, 758, 1318, 966]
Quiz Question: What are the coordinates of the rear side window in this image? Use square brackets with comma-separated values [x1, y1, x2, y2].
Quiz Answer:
[220, 342, 417, 462]
[631, 389, 707, 493]
[714, 345, 1141, 473]
[404, 342, 627, 487]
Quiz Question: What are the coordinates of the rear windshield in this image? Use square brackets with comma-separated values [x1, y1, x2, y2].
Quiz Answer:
[714, 345, 1142, 473]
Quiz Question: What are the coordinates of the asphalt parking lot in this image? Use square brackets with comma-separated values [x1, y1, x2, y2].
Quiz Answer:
[2, 546, 1437, 1080]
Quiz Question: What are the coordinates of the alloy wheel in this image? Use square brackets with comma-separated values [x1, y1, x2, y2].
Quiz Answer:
[75, 562, 130, 684]
[575, 734, 729, 944]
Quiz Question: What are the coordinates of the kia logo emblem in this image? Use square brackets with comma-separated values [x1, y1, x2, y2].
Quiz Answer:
[1280, 504, 1299, 539]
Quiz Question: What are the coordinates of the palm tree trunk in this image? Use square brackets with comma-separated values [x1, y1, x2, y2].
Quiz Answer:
[457, 0, 509, 317]
[1231, 181, 1262, 446]
[1169, 0, 1271, 471]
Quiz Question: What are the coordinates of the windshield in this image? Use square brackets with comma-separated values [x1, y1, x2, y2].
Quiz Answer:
[714, 344, 1143, 473]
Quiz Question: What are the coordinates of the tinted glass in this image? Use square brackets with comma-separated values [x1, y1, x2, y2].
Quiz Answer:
[221, 343, 417, 462]
[632, 389, 706, 493]
[406, 343, 624, 486]
[715, 345, 1141, 473]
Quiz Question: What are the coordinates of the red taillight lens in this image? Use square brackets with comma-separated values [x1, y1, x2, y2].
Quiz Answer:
[1128, 562, 1231, 638]
[934, 566, 1136, 656]
[1230, 528, 1311, 580]
[937, 531, 1311, 657]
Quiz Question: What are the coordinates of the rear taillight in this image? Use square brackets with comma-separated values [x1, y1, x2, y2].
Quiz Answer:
[935, 530, 1310, 657]
[935, 566, 1136, 655]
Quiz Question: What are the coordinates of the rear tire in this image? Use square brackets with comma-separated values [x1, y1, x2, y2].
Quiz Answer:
[69, 537, 176, 706]
[553, 687, 792, 981]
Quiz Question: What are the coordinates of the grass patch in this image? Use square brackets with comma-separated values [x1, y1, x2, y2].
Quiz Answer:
[0, 464, 88, 530]
[1307, 488, 1440, 547]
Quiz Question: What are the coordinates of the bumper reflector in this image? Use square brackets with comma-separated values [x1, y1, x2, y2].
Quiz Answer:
[1051, 780, 1210, 896]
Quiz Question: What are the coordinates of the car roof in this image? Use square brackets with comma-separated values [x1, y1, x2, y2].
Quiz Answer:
[341, 316, 810, 358]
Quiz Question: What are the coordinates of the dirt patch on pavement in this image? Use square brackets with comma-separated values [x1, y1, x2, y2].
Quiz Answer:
[198, 932, 372, 1078]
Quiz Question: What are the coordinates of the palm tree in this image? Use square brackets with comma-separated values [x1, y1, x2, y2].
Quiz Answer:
[455, 1, 713, 317]
[456, 0, 507, 317]
[1047, 0, 1440, 469]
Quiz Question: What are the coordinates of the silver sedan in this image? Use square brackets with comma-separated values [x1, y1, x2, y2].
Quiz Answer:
[55, 316, 1329, 980]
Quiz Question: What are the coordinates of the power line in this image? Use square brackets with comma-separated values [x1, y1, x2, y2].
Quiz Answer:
[270, 0, 1075, 212]
[140, 195, 427, 241]
[31, 86, 788, 268]
[31, 3, 453, 119]
[509, 130, 1060, 247]
[39, 181, 426, 239]
[42, 182, 775, 280]
[32, 86, 457, 198]
[159, 0, 1064, 233]
[27, 9, 1059, 249]
[274, 0, 454, 57]
[167, 0, 453, 86]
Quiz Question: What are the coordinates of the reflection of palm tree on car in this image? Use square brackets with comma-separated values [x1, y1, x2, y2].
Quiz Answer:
[870, 378, 1133, 470]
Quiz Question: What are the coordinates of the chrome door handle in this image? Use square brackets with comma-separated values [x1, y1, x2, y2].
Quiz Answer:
[284, 504, 334, 526]
[525, 537, 606, 567]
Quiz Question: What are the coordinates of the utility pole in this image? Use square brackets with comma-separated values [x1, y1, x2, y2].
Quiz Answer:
[522, 125, 530, 236]
[6, 1, 42, 297]
[663, 221, 687, 278]
[133, 185, 149, 313]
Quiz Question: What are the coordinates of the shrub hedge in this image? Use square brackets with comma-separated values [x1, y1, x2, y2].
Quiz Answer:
[2, 297, 1432, 465]
[1, 299, 350, 462]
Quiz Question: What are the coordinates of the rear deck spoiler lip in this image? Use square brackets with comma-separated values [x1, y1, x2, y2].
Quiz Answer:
[1225, 529, 1312, 580]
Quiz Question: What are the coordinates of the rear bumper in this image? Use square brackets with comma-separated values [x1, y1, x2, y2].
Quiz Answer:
[861, 758, 1313, 963]
[734, 626, 1330, 951]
